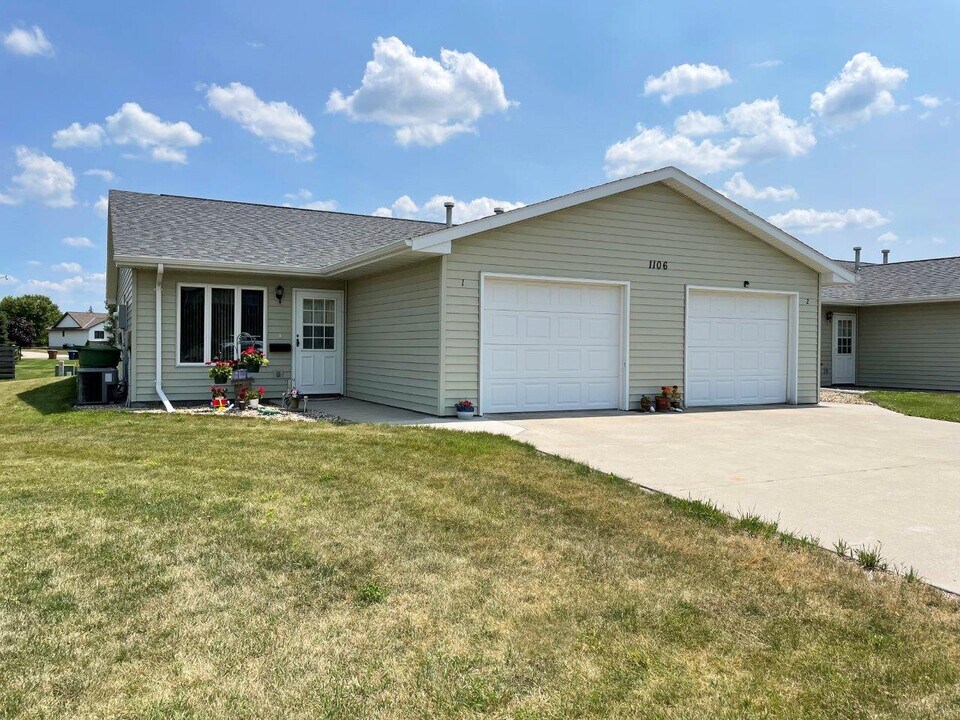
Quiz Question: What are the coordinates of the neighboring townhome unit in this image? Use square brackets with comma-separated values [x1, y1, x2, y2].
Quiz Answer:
[821, 249, 960, 391]
[104, 166, 854, 414]
[48, 311, 109, 349]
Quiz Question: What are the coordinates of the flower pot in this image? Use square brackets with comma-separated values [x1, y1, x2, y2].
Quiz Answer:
[47, 349, 58, 360]
[288, 397, 300, 411]
[456, 410, 474, 420]
[670, 400, 681, 409]
[639, 402, 651, 412]
[211, 397, 228, 412]
[654, 396, 671, 412]
[249, 398, 259, 409]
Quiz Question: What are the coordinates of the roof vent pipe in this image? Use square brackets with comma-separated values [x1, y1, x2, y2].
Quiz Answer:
[882, 249, 890, 264]
[853, 246, 862, 272]
[444, 201, 454, 228]
[493, 207, 504, 215]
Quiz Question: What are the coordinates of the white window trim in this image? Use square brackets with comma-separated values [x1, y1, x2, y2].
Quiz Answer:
[684, 285, 800, 406]
[175, 283, 268, 367]
[478, 272, 631, 416]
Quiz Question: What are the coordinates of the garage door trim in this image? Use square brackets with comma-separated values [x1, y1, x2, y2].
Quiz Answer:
[684, 285, 800, 406]
[479, 272, 631, 415]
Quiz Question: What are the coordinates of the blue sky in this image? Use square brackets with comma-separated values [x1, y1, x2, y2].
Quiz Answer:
[1, 0, 957, 311]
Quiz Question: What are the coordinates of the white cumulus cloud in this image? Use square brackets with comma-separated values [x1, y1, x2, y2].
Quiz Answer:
[282, 189, 337, 211]
[915, 94, 943, 109]
[327, 36, 515, 147]
[94, 195, 108, 219]
[643, 63, 732, 103]
[752, 59, 783, 69]
[0, 146, 76, 207]
[104, 102, 204, 163]
[723, 172, 797, 202]
[373, 194, 524, 223]
[3, 25, 54, 56]
[205, 82, 314, 159]
[604, 97, 814, 178]
[84, 168, 115, 182]
[673, 111, 725, 137]
[52, 262, 83, 273]
[769, 207, 889, 234]
[62, 236, 94, 247]
[876, 231, 899, 244]
[52, 122, 107, 149]
[810, 52, 908, 129]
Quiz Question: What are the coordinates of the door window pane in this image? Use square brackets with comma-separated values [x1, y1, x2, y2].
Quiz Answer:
[301, 297, 336, 350]
[212, 288, 235, 360]
[179, 286, 205, 363]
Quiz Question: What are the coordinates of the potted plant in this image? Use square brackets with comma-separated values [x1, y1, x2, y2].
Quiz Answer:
[210, 385, 228, 412]
[670, 385, 682, 409]
[206, 359, 234, 384]
[236, 346, 269, 374]
[455, 399, 475, 420]
[639, 395, 652, 412]
[247, 386, 264, 409]
[655, 386, 672, 412]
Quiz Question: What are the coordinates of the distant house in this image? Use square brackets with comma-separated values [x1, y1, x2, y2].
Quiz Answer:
[48, 311, 109, 349]
[821, 251, 960, 391]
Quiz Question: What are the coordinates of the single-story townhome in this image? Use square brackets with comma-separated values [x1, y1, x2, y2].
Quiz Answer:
[105, 166, 856, 414]
[821, 250, 960, 391]
[48, 311, 109, 349]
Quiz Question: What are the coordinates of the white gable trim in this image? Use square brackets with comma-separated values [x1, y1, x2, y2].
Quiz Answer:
[407, 166, 855, 285]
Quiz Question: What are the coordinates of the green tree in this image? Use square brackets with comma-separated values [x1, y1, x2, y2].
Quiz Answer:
[104, 303, 118, 345]
[7, 317, 37, 347]
[0, 310, 7, 345]
[0, 294, 61, 346]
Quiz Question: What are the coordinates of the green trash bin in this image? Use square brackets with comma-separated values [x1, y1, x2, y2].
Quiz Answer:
[77, 343, 121, 369]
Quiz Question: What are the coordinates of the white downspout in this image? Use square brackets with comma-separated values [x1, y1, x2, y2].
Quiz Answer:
[155, 263, 174, 412]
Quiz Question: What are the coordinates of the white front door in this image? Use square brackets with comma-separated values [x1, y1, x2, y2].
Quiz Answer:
[293, 290, 343, 395]
[686, 290, 792, 406]
[832, 313, 856, 384]
[480, 276, 625, 413]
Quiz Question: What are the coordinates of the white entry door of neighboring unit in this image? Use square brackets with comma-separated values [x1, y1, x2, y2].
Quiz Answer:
[481, 277, 624, 414]
[832, 313, 856, 384]
[293, 289, 343, 395]
[686, 290, 791, 406]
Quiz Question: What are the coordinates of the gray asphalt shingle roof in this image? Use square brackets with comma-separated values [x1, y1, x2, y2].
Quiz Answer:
[50, 311, 108, 330]
[109, 190, 444, 270]
[822, 256, 960, 303]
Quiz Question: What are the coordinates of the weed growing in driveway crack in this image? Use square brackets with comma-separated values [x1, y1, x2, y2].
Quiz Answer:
[834, 539, 851, 558]
[736, 512, 780, 539]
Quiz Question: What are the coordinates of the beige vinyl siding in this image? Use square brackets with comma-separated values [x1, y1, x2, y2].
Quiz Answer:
[117, 266, 135, 396]
[131, 268, 342, 403]
[856, 302, 960, 391]
[820, 304, 852, 385]
[442, 183, 821, 415]
[345, 259, 441, 414]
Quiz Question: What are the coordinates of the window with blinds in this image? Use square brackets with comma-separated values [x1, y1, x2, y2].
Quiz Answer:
[177, 285, 266, 364]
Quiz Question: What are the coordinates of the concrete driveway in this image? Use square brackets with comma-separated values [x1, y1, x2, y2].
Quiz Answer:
[479, 403, 960, 594]
[315, 397, 960, 594]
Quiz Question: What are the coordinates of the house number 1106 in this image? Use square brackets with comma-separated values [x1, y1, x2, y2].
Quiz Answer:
[648, 260, 669, 270]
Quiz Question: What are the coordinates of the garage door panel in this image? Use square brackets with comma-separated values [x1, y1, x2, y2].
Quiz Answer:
[687, 290, 790, 407]
[482, 278, 623, 413]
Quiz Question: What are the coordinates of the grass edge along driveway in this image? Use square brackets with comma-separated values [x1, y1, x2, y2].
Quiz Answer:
[2, 374, 960, 719]
[865, 389, 960, 423]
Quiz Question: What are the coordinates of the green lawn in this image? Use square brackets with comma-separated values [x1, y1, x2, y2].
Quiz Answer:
[14, 357, 76, 381]
[865, 390, 960, 423]
[2, 377, 960, 719]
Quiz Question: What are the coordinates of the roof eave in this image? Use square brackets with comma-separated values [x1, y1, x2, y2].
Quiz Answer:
[824, 294, 960, 307]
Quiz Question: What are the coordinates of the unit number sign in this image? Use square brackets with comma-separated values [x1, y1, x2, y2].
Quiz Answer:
[648, 260, 669, 270]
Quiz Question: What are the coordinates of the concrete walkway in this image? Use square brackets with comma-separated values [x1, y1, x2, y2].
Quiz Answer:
[317, 397, 960, 593]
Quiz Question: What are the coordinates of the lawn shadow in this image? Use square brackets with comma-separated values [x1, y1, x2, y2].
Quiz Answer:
[16, 378, 76, 415]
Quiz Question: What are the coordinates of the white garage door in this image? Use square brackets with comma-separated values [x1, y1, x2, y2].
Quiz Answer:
[481, 277, 624, 413]
[686, 290, 790, 407]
